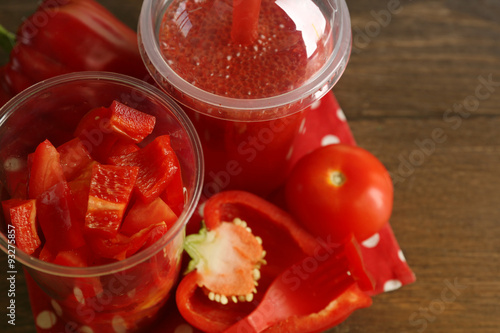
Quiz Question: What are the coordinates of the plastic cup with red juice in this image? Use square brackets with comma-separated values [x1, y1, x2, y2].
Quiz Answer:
[138, 0, 352, 197]
[0, 72, 203, 332]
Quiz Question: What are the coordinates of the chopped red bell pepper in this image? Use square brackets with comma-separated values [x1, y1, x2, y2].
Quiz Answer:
[1, 0, 148, 97]
[120, 197, 177, 236]
[160, 157, 185, 216]
[57, 137, 93, 181]
[176, 190, 372, 333]
[109, 100, 156, 143]
[84, 164, 139, 237]
[28, 139, 66, 199]
[110, 135, 179, 203]
[1, 198, 41, 254]
[52, 245, 93, 267]
[37, 181, 86, 253]
[74, 106, 118, 163]
[87, 222, 167, 261]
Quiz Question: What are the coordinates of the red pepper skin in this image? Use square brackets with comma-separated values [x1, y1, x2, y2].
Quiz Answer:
[3, 0, 149, 96]
[176, 190, 372, 333]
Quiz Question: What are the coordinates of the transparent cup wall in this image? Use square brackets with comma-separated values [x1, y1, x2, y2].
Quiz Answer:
[0, 72, 203, 332]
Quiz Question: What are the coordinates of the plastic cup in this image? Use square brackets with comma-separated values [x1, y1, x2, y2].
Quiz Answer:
[139, 0, 351, 196]
[0, 72, 203, 332]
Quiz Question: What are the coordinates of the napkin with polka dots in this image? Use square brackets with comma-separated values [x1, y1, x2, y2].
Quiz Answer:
[25, 92, 415, 332]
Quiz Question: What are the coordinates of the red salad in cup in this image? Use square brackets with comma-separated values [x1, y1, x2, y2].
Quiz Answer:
[2, 100, 185, 266]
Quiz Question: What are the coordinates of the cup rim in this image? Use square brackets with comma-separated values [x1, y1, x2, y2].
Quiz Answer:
[138, 0, 352, 113]
[0, 71, 204, 277]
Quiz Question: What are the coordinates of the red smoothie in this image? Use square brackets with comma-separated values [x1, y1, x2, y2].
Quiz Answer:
[158, 0, 331, 196]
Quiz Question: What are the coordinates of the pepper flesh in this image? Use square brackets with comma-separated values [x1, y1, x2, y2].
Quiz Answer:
[176, 190, 372, 333]
[1, 0, 149, 97]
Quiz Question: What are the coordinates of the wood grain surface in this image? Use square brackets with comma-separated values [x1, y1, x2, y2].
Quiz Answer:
[0, 0, 499, 332]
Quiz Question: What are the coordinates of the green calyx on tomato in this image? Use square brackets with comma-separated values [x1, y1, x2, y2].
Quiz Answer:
[285, 144, 394, 244]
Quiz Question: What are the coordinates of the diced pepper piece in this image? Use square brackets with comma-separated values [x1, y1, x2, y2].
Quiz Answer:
[160, 157, 184, 216]
[120, 197, 177, 236]
[87, 222, 167, 261]
[1, 199, 41, 254]
[37, 181, 86, 252]
[53, 246, 93, 267]
[110, 135, 179, 203]
[106, 140, 140, 163]
[28, 139, 65, 199]
[109, 100, 156, 143]
[84, 164, 139, 237]
[74, 106, 118, 163]
[57, 137, 93, 181]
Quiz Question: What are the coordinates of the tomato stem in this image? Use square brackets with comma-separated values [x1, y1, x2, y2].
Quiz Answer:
[330, 170, 346, 187]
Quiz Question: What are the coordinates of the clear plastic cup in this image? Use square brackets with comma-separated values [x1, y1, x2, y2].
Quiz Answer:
[0, 72, 203, 332]
[138, 0, 352, 196]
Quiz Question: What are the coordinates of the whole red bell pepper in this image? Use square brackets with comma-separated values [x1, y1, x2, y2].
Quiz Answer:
[176, 190, 372, 333]
[0, 0, 149, 98]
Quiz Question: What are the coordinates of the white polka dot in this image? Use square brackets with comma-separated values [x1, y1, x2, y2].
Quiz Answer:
[36, 310, 57, 329]
[299, 118, 306, 134]
[3, 157, 25, 172]
[197, 202, 206, 218]
[321, 134, 340, 146]
[311, 100, 321, 110]
[383, 279, 403, 292]
[361, 233, 380, 248]
[80, 326, 94, 333]
[73, 287, 85, 304]
[50, 299, 63, 317]
[336, 108, 347, 121]
[398, 250, 407, 262]
[112, 316, 127, 333]
[174, 324, 194, 333]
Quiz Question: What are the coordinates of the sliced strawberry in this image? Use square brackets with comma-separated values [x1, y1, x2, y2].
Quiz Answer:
[74, 106, 118, 163]
[57, 137, 93, 181]
[84, 164, 139, 237]
[110, 135, 179, 203]
[1, 199, 41, 254]
[37, 181, 86, 252]
[184, 218, 266, 302]
[120, 197, 177, 236]
[109, 100, 156, 143]
[28, 139, 65, 199]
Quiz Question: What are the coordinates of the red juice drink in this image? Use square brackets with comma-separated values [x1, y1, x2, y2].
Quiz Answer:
[139, 0, 352, 196]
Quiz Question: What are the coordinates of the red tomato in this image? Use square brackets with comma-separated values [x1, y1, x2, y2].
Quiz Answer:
[285, 144, 393, 243]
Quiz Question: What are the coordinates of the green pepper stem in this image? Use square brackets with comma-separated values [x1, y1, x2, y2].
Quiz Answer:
[0, 25, 16, 55]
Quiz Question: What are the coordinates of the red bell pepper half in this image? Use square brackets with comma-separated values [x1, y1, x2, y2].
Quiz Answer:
[176, 190, 372, 333]
[0, 0, 149, 97]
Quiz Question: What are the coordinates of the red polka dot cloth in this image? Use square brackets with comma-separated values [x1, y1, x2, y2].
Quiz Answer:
[25, 92, 415, 332]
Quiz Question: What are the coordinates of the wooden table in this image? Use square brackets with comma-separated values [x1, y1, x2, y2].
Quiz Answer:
[1, 0, 499, 332]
